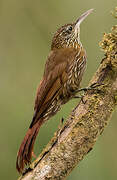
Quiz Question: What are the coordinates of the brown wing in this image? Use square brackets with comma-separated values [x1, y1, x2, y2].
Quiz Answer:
[29, 47, 79, 128]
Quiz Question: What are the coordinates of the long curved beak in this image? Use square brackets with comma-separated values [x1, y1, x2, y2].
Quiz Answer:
[75, 9, 94, 28]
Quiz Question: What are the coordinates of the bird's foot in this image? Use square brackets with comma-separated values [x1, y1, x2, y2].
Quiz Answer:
[74, 95, 85, 104]
[74, 83, 104, 104]
[77, 83, 104, 93]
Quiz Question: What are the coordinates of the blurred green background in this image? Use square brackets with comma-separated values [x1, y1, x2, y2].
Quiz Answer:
[0, 0, 117, 179]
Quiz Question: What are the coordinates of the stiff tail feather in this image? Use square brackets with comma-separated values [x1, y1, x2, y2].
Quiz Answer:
[16, 120, 42, 173]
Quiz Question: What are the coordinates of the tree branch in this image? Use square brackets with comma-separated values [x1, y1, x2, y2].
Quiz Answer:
[18, 10, 117, 180]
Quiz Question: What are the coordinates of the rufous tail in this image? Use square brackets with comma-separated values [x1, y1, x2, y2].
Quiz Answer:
[16, 120, 42, 173]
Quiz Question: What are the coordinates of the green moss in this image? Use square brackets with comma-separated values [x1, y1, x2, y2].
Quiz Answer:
[111, 7, 117, 18]
[99, 8, 117, 61]
[114, 95, 117, 104]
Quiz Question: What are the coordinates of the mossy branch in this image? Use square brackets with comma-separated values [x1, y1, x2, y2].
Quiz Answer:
[18, 9, 117, 180]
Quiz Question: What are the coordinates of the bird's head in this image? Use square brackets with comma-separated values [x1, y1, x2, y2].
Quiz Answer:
[51, 9, 93, 50]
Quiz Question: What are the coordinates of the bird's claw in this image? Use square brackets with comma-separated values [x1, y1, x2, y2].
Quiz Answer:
[74, 95, 86, 104]
[77, 83, 104, 93]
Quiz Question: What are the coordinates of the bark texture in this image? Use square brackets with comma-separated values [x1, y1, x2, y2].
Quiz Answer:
[18, 10, 117, 180]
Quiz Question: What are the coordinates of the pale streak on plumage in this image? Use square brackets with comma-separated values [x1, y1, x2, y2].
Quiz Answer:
[16, 9, 93, 173]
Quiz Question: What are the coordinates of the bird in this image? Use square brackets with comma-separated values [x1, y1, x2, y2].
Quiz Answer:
[16, 9, 93, 173]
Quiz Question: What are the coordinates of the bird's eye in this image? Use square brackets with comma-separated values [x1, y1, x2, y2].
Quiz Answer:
[66, 26, 72, 34]
[68, 26, 72, 31]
